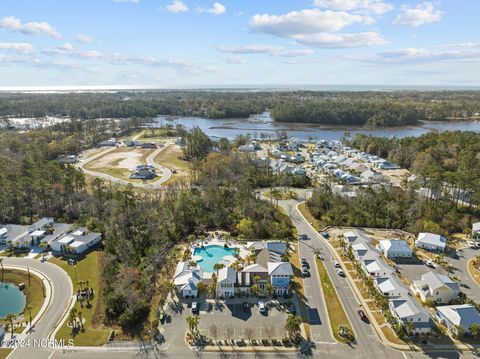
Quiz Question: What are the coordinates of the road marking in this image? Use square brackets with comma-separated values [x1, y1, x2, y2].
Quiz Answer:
[48, 351, 56, 359]
[402, 351, 408, 359]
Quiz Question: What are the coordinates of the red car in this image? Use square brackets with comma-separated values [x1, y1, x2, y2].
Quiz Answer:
[358, 309, 367, 321]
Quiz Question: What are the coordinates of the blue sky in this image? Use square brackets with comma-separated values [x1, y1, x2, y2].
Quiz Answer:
[0, 0, 479, 88]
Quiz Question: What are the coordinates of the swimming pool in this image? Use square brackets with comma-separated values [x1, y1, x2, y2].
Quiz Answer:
[193, 245, 239, 273]
[0, 282, 26, 318]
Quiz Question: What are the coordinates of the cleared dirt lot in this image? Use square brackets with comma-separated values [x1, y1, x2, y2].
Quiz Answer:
[153, 144, 190, 184]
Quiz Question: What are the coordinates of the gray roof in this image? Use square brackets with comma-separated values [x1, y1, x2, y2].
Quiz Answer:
[436, 304, 480, 329]
[473, 222, 480, 232]
[218, 266, 236, 282]
[417, 271, 459, 292]
[390, 296, 429, 319]
[417, 233, 447, 248]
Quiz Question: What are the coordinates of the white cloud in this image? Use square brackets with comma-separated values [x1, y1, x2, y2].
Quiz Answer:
[76, 34, 94, 44]
[394, 2, 443, 27]
[58, 43, 74, 52]
[0, 42, 35, 54]
[293, 31, 388, 48]
[217, 44, 314, 57]
[207, 2, 226, 15]
[0, 16, 61, 38]
[314, 0, 394, 15]
[364, 47, 480, 64]
[250, 9, 373, 37]
[166, 0, 188, 13]
[225, 57, 247, 64]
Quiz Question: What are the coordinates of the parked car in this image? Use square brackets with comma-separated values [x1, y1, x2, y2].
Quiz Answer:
[468, 241, 477, 249]
[299, 234, 308, 241]
[358, 309, 367, 321]
[334, 261, 340, 268]
[258, 301, 266, 313]
[302, 268, 311, 277]
[336, 268, 345, 277]
[423, 259, 435, 268]
[301, 258, 308, 265]
[321, 232, 330, 239]
[192, 302, 199, 313]
[302, 260, 310, 269]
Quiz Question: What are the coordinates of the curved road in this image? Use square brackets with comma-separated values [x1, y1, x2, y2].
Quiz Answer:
[77, 142, 173, 189]
[2, 257, 73, 359]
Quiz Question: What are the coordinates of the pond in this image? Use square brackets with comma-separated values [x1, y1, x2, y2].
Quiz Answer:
[0, 282, 26, 318]
[153, 112, 480, 141]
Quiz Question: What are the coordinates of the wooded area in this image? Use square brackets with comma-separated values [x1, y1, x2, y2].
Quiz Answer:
[1, 90, 479, 127]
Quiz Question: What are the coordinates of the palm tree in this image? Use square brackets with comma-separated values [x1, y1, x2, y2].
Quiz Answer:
[5, 313, 16, 339]
[0, 258, 4, 282]
[26, 305, 33, 332]
[285, 314, 302, 341]
[213, 263, 225, 277]
[78, 311, 84, 331]
[469, 323, 480, 338]
[250, 284, 260, 297]
[265, 283, 275, 298]
[68, 308, 78, 334]
[186, 315, 200, 337]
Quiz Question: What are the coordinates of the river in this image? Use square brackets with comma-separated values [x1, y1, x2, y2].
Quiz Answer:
[153, 112, 480, 141]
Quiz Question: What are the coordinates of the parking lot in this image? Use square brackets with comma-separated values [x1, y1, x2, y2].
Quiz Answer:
[197, 299, 290, 340]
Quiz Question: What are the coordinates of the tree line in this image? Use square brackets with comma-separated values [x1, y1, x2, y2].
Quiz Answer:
[1, 90, 479, 127]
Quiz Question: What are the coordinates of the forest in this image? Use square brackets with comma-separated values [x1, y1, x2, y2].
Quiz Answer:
[1, 90, 479, 127]
[0, 121, 294, 333]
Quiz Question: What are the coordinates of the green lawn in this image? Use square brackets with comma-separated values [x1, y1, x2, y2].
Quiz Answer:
[49, 250, 111, 346]
[297, 203, 322, 232]
[315, 257, 354, 343]
[0, 269, 45, 332]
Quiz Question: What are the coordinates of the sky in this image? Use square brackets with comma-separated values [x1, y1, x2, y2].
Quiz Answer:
[0, 0, 479, 89]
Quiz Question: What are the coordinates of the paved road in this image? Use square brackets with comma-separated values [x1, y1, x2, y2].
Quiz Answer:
[3, 257, 73, 359]
[77, 142, 173, 189]
[445, 247, 480, 302]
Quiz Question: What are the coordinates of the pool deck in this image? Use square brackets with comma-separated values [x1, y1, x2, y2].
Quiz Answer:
[190, 236, 249, 263]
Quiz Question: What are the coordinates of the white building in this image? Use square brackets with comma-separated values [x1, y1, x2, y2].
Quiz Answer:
[435, 304, 480, 335]
[267, 262, 294, 295]
[217, 266, 236, 298]
[362, 258, 395, 277]
[472, 222, 480, 240]
[377, 240, 412, 259]
[375, 276, 408, 298]
[389, 296, 433, 334]
[416, 233, 447, 252]
[172, 262, 205, 298]
[50, 228, 102, 254]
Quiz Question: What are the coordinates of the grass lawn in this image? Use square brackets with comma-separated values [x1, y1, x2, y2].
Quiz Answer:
[0, 269, 45, 332]
[315, 257, 354, 343]
[371, 311, 385, 326]
[297, 203, 322, 232]
[290, 243, 311, 339]
[153, 144, 191, 184]
[381, 327, 406, 345]
[0, 349, 12, 359]
[468, 259, 480, 286]
[49, 250, 111, 346]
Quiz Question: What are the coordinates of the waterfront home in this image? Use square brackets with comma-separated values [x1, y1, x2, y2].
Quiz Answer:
[416, 233, 447, 252]
[411, 271, 459, 304]
[389, 295, 433, 334]
[238, 144, 256, 153]
[50, 228, 102, 254]
[472, 222, 480, 240]
[217, 266, 237, 298]
[377, 240, 412, 259]
[173, 262, 205, 298]
[435, 304, 480, 335]
[375, 275, 408, 298]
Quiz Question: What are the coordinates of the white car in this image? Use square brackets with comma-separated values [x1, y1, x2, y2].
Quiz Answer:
[336, 268, 345, 277]
[334, 261, 340, 268]
[258, 301, 266, 313]
[423, 259, 435, 268]
[468, 241, 477, 249]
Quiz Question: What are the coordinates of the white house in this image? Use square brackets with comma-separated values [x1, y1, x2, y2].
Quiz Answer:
[416, 233, 447, 252]
[217, 266, 236, 298]
[351, 242, 370, 259]
[50, 228, 101, 254]
[389, 296, 433, 334]
[411, 271, 460, 304]
[172, 262, 205, 298]
[435, 304, 480, 335]
[362, 258, 395, 277]
[267, 262, 293, 295]
[343, 231, 358, 244]
[375, 276, 408, 298]
[377, 240, 412, 259]
[472, 222, 480, 240]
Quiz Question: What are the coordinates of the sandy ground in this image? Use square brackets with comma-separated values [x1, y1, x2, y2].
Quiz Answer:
[378, 168, 410, 187]
[87, 148, 149, 170]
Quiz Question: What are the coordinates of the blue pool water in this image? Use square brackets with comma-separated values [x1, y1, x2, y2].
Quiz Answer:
[193, 245, 239, 273]
[0, 282, 26, 318]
